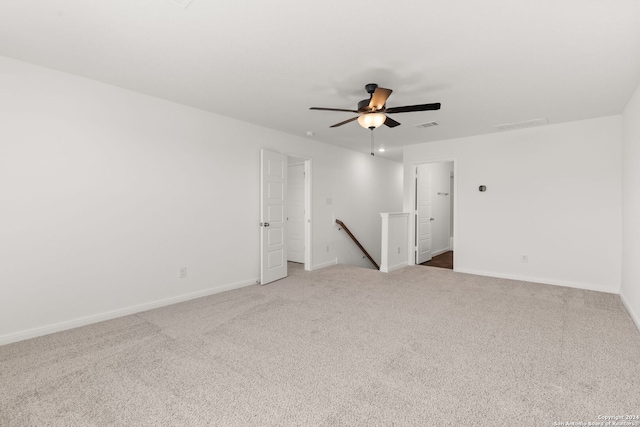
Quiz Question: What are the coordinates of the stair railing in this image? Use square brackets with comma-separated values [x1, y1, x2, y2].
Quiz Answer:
[335, 219, 380, 270]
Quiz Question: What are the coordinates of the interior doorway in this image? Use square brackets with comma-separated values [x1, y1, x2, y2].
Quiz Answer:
[260, 150, 312, 286]
[415, 161, 454, 269]
[286, 155, 311, 271]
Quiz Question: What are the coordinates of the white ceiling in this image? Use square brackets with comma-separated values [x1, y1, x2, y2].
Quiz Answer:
[1, 0, 639, 161]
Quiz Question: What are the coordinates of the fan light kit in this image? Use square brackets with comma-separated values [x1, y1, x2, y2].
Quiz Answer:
[310, 83, 441, 154]
[357, 113, 386, 129]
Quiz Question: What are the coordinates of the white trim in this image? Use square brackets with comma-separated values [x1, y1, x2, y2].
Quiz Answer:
[455, 267, 618, 294]
[620, 293, 640, 334]
[304, 159, 312, 271]
[312, 258, 338, 270]
[380, 212, 410, 218]
[381, 261, 408, 273]
[0, 278, 257, 346]
[431, 247, 451, 257]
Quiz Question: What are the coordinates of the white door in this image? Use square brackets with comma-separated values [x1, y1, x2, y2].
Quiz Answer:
[287, 163, 305, 263]
[260, 149, 287, 285]
[416, 164, 432, 264]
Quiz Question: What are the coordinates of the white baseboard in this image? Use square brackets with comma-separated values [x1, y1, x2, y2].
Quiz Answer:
[620, 293, 640, 334]
[381, 262, 408, 273]
[312, 258, 337, 270]
[431, 247, 451, 257]
[454, 267, 618, 294]
[0, 277, 258, 347]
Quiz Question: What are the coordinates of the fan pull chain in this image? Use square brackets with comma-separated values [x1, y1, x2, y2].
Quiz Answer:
[370, 128, 374, 156]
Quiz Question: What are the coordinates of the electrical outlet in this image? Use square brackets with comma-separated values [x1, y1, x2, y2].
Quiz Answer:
[180, 267, 187, 278]
[521, 255, 528, 263]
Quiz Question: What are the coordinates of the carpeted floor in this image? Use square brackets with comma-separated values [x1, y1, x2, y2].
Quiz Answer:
[1, 263, 639, 426]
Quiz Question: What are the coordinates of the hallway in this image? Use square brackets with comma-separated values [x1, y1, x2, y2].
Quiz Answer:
[420, 251, 453, 269]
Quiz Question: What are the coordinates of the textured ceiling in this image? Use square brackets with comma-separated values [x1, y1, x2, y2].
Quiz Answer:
[1, 0, 639, 161]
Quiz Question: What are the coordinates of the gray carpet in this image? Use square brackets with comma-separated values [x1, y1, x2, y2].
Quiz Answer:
[1, 263, 639, 426]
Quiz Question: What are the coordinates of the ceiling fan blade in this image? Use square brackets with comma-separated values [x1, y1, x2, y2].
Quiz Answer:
[369, 88, 392, 110]
[385, 103, 441, 114]
[330, 116, 359, 128]
[384, 116, 401, 128]
[310, 107, 359, 113]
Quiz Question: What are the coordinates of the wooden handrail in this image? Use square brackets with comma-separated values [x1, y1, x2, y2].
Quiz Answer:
[335, 219, 380, 270]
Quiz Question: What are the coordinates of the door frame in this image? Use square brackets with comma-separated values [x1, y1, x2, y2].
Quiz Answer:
[285, 153, 312, 271]
[408, 158, 457, 270]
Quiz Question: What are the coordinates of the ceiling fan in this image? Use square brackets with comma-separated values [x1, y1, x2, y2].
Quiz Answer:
[310, 83, 441, 129]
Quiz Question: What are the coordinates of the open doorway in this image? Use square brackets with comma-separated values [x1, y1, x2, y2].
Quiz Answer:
[287, 155, 312, 271]
[260, 149, 312, 286]
[415, 161, 454, 270]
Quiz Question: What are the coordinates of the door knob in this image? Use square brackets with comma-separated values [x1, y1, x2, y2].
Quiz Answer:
[430, 218, 435, 221]
[260, 222, 270, 227]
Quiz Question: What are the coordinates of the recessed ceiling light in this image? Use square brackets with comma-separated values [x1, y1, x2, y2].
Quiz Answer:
[378, 148, 386, 152]
[305, 131, 314, 137]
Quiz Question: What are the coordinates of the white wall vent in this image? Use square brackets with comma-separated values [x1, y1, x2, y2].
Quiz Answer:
[494, 118, 548, 131]
[170, 0, 195, 8]
[415, 121, 439, 128]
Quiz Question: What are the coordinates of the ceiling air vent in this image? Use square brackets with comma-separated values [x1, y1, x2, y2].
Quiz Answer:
[494, 118, 548, 131]
[415, 121, 439, 128]
[170, 0, 195, 8]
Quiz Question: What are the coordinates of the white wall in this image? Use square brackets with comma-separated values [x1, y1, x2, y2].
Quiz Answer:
[621, 81, 640, 329]
[404, 116, 622, 293]
[0, 56, 402, 344]
[380, 213, 409, 273]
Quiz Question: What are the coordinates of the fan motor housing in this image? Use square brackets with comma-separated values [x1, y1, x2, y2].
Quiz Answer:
[365, 83, 378, 94]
